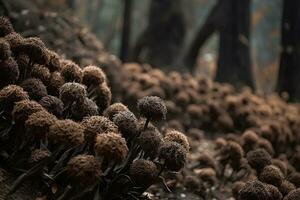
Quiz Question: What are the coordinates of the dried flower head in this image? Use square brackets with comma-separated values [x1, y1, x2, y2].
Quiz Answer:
[279, 180, 296, 197]
[238, 180, 270, 200]
[30, 65, 51, 84]
[60, 60, 83, 83]
[12, 100, 44, 124]
[93, 83, 111, 113]
[47, 71, 64, 96]
[21, 78, 47, 101]
[247, 149, 272, 173]
[0, 39, 11, 60]
[164, 130, 190, 151]
[242, 130, 259, 152]
[48, 119, 84, 147]
[259, 165, 284, 187]
[113, 110, 138, 138]
[130, 159, 158, 187]
[29, 149, 51, 165]
[4, 32, 23, 50]
[287, 172, 300, 187]
[25, 110, 57, 139]
[232, 181, 246, 199]
[46, 50, 60, 72]
[82, 65, 106, 86]
[138, 127, 163, 159]
[71, 97, 99, 121]
[67, 155, 101, 186]
[137, 96, 167, 121]
[81, 116, 118, 144]
[159, 141, 187, 172]
[0, 85, 29, 113]
[39, 95, 64, 117]
[103, 103, 128, 121]
[272, 159, 288, 176]
[283, 189, 300, 200]
[0, 57, 19, 88]
[94, 133, 128, 164]
[0, 17, 14, 37]
[258, 139, 274, 156]
[265, 184, 282, 200]
[59, 82, 86, 105]
[220, 141, 244, 167]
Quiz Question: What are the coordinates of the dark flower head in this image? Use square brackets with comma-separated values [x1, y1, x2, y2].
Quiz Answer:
[67, 155, 101, 186]
[0, 17, 14, 37]
[138, 126, 163, 159]
[242, 130, 259, 151]
[12, 100, 44, 124]
[283, 189, 300, 200]
[48, 119, 84, 147]
[287, 172, 300, 187]
[220, 141, 244, 167]
[159, 141, 187, 172]
[59, 82, 86, 105]
[30, 65, 51, 84]
[71, 97, 99, 121]
[103, 103, 128, 121]
[0, 39, 11, 60]
[113, 110, 138, 138]
[0, 85, 29, 114]
[93, 83, 112, 113]
[81, 116, 118, 144]
[39, 95, 64, 118]
[232, 181, 246, 199]
[47, 71, 64, 96]
[258, 139, 274, 156]
[46, 50, 60, 72]
[279, 180, 296, 197]
[60, 59, 83, 83]
[164, 129, 190, 151]
[272, 159, 287, 176]
[247, 149, 272, 173]
[238, 180, 270, 200]
[94, 133, 128, 164]
[137, 96, 167, 121]
[0, 57, 19, 88]
[4, 32, 23, 50]
[259, 165, 284, 187]
[29, 149, 51, 166]
[265, 184, 282, 200]
[25, 110, 57, 139]
[21, 78, 47, 101]
[130, 159, 158, 187]
[82, 65, 106, 86]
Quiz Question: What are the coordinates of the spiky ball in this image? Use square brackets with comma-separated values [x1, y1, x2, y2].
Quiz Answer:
[60, 60, 83, 83]
[47, 71, 64, 96]
[21, 78, 47, 101]
[265, 184, 282, 200]
[39, 95, 64, 117]
[0, 57, 19, 88]
[238, 180, 270, 200]
[103, 103, 128, 121]
[164, 130, 190, 151]
[0, 17, 14, 37]
[93, 83, 112, 113]
[283, 189, 300, 200]
[29, 149, 51, 165]
[247, 149, 272, 173]
[259, 165, 284, 187]
[113, 110, 138, 138]
[82, 65, 106, 86]
[30, 65, 51, 84]
[12, 100, 44, 124]
[0, 39, 11, 60]
[137, 96, 167, 121]
[71, 98, 99, 121]
[138, 127, 163, 159]
[59, 82, 86, 105]
[130, 159, 158, 187]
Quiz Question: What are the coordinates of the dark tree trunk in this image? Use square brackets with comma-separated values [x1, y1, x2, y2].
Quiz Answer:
[215, 0, 254, 89]
[120, 0, 132, 62]
[276, 0, 300, 100]
[132, 0, 186, 69]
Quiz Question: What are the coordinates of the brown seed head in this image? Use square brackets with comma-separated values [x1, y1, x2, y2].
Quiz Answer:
[0, 39, 11, 60]
[283, 189, 300, 200]
[164, 129, 190, 151]
[59, 82, 86, 105]
[39, 95, 63, 117]
[60, 59, 83, 83]
[82, 65, 106, 86]
[103, 103, 128, 121]
[71, 98, 99, 121]
[21, 78, 47, 101]
[259, 165, 284, 187]
[238, 180, 270, 200]
[279, 180, 296, 197]
[138, 127, 163, 159]
[0, 17, 14, 37]
[137, 96, 167, 121]
[113, 110, 138, 138]
[0, 57, 19, 87]
[93, 83, 111, 113]
[0, 85, 29, 113]
[247, 149, 272, 173]
[29, 149, 51, 165]
[30, 65, 51, 84]
[12, 100, 44, 124]
[130, 159, 158, 187]
[265, 184, 282, 200]
[47, 71, 64, 96]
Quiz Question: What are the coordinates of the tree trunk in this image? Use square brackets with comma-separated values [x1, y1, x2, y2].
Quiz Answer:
[215, 0, 254, 89]
[120, 0, 132, 62]
[276, 0, 300, 100]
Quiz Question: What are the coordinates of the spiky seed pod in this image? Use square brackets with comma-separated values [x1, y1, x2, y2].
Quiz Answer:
[21, 78, 47, 101]
[39, 95, 64, 117]
[82, 65, 106, 86]
[71, 98, 99, 121]
[4, 32, 23, 50]
[258, 139, 274, 156]
[0, 85, 29, 114]
[287, 172, 300, 187]
[15, 37, 49, 65]
[47, 71, 64, 96]
[272, 159, 288, 176]
[67, 155, 101, 186]
[266, 184, 283, 200]
[164, 130, 190, 151]
[0, 39, 11, 60]
[159, 141, 187, 172]
[0, 17, 14, 37]
[12, 100, 44, 124]
[130, 159, 158, 187]
[25, 110, 57, 139]
[48, 119, 84, 147]
[259, 165, 284, 187]
[30, 65, 51, 84]
[0, 57, 19, 88]
[94, 133, 128, 164]
[197, 168, 217, 186]
[60, 60, 83, 83]
[59, 82, 86, 105]
[246, 149, 272, 173]
[232, 181, 246, 199]
[242, 130, 259, 152]
[137, 96, 167, 121]
[29, 149, 51, 165]
[46, 50, 60, 72]
[220, 141, 244, 167]
[113, 110, 138, 138]
[93, 83, 111, 113]
[81, 116, 118, 144]
[279, 180, 296, 197]
[138, 127, 163, 159]
[283, 189, 300, 200]
[103, 103, 128, 121]
[238, 180, 270, 200]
